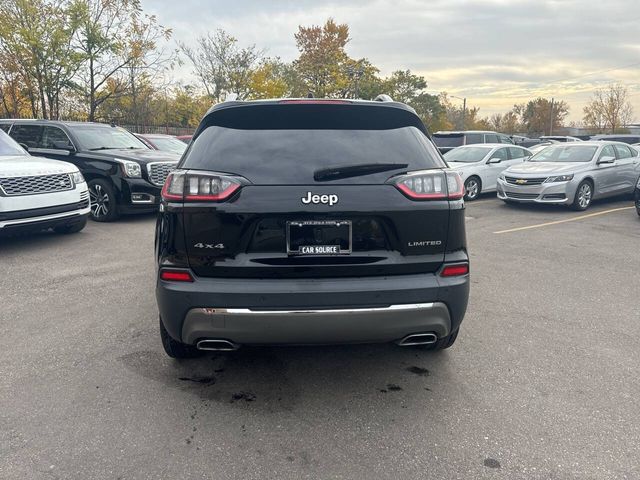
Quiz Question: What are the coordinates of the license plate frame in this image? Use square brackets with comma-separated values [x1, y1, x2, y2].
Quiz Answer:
[286, 220, 352, 256]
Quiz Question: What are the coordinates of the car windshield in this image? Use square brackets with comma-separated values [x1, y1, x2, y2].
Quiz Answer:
[530, 145, 597, 163]
[72, 125, 149, 151]
[0, 130, 27, 156]
[148, 136, 186, 155]
[444, 146, 490, 163]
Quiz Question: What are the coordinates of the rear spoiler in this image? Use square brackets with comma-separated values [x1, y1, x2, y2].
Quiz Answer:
[193, 101, 430, 141]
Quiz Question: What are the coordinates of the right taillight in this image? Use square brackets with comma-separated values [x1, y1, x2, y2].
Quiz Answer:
[440, 263, 469, 277]
[161, 171, 241, 202]
[393, 170, 464, 200]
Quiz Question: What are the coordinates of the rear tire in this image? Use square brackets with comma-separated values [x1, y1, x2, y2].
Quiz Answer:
[88, 179, 119, 222]
[571, 180, 593, 211]
[54, 217, 87, 234]
[159, 317, 202, 358]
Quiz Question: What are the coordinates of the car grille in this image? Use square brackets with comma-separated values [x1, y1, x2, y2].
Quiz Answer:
[505, 176, 547, 186]
[148, 162, 176, 187]
[0, 173, 73, 196]
[505, 192, 539, 200]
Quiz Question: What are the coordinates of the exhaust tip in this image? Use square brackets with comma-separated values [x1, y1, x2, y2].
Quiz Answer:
[397, 333, 438, 347]
[196, 339, 239, 352]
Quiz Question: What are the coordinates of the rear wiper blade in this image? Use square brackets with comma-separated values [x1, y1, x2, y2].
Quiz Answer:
[314, 163, 409, 182]
[88, 146, 143, 151]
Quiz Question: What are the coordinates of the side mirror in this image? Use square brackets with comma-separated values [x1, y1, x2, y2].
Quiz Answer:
[597, 155, 615, 165]
[487, 157, 502, 164]
[53, 140, 75, 152]
[19, 143, 29, 153]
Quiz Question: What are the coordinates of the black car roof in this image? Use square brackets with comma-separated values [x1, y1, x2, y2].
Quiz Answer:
[195, 98, 428, 140]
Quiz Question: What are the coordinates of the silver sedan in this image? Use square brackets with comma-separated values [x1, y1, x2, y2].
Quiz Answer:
[497, 141, 640, 210]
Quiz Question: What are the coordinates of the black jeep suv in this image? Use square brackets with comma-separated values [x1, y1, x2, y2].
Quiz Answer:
[0, 120, 180, 221]
[155, 98, 470, 357]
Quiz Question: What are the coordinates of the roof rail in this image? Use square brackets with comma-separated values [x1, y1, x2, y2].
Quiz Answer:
[374, 94, 393, 102]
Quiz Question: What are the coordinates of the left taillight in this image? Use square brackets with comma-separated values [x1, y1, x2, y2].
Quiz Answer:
[161, 171, 241, 202]
[159, 269, 194, 282]
[393, 170, 464, 200]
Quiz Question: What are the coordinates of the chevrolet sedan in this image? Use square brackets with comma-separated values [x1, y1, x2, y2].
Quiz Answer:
[444, 144, 532, 200]
[497, 142, 640, 210]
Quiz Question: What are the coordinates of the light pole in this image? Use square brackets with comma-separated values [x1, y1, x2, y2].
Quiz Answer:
[450, 95, 467, 129]
[347, 63, 365, 99]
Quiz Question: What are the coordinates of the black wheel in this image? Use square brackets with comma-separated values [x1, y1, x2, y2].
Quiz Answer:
[464, 177, 481, 201]
[53, 217, 87, 234]
[418, 328, 459, 351]
[572, 180, 593, 211]
[159, 317, 202, 358]
[88, 179, 119, 222]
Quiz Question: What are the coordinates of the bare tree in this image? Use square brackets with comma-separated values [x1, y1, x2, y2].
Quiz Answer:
[179, 30, 263, 102]
[583, 84, 634, 134]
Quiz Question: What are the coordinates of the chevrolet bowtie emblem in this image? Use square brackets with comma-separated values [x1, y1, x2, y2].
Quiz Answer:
[515, 179, 527, 185]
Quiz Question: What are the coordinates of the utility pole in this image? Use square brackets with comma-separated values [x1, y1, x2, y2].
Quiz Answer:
[462, 97, 466, 130]
[549, 97, 555, 136]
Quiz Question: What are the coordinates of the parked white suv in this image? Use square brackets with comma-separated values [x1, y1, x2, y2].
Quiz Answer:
[0, 130, 90, 235]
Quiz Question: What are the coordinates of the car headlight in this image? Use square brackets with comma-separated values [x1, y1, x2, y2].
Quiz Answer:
[117, 159, 142, 178]
[544, 174, 574, 183]
[70, 171, 85, 184]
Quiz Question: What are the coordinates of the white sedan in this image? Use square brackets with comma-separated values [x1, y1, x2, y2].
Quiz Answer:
[444, 144, 533, 200]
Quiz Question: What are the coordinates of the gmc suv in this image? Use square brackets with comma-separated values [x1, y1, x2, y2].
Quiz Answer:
[155, 98, 470, 358]
[0, 120, 180, 222]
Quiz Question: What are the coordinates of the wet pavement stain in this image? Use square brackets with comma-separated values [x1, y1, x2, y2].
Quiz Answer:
[179, 376, 216, 384]
[231, 391, 256, 403]
[484, 458, 501, 469]
[406, 366, 430, 376]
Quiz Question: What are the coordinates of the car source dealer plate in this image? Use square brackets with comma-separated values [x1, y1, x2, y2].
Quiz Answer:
[286, 220, 352, 255]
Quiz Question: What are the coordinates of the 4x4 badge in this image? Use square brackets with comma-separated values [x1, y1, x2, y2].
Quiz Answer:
[193, 243, 225, 249]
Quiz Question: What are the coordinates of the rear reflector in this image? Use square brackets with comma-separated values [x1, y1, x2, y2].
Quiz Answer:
[160, 270, 194, 282]
[440, 264, 469, 277]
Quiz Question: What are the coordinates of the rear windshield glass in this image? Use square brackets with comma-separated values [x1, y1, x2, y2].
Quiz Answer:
[182, 126, 445, 184]
[433, 134, 464, 148]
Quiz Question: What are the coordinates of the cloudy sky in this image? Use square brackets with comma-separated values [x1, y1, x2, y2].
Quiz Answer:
[143, 0, 640, 122]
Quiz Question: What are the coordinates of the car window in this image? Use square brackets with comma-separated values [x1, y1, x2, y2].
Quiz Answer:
[508, 147, 526, 159]
[433, 134, 464, 148]
[443, 146, 491, 163]
[499, 135, 513, 144]
[485, 134, 499, 143]
[71, 125, 149, 151]
[465, 133, 483, 144]
[42, 126, 73, 149]
[491, 148, 508, 161]
[184, 126, 445, 185]
[0, 123, 11, 133]
[613, 144, 632, 159]
[531, 145, 598, 163]
[598, 145, 616, 161]
[9, 124, 43, 148]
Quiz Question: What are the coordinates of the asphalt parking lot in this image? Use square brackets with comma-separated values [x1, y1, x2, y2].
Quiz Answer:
[1, 197, 639, 480]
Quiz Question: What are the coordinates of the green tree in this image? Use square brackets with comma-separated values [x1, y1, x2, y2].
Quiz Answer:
[0, 0, 81, 119]
[180, 29, 263, 102]
[72, 0, 143, 121]
[293, 18, 351, 97]
[583, 84, 633, 134]
[513, 97, 569, 136]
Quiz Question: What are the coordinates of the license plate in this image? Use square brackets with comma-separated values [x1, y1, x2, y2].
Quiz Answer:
[286, 220, 352, 255]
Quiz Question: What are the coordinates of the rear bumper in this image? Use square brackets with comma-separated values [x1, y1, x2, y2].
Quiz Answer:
[156, 272, 469, 346]
[117, 178, 162, 214]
